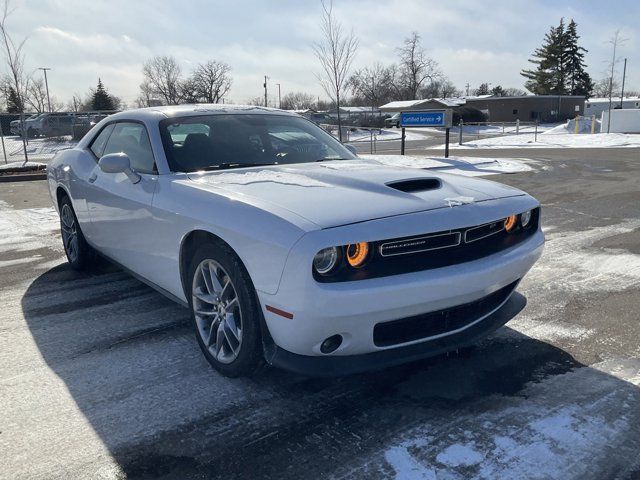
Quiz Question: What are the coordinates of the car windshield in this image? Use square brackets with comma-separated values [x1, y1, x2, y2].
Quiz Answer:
[160, 113, 356, 172]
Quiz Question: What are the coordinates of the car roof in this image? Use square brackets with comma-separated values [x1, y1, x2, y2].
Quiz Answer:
[107, 104, 299, 123]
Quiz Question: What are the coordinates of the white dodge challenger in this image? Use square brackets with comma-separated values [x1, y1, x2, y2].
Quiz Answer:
[47, 105, 544, 377]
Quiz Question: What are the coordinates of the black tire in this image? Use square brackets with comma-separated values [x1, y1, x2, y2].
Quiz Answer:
[59, 195, 95, 271]
[187, 241, 264, 378]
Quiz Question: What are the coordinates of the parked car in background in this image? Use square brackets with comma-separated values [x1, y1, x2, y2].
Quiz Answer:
[25, 112, 74, 138]
[48, 104, 544, 378]
[10, 114, 42, 136]
[384, 113, 401, 128]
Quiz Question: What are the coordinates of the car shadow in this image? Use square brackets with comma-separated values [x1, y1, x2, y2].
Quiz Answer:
[21, 262, 640, 480]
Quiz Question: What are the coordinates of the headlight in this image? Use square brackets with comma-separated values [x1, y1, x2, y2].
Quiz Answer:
[313, 247, 339, 275]
[504, 214, 517, 232]
[346, 242, 370, 268]
[520, 210, 532, 228]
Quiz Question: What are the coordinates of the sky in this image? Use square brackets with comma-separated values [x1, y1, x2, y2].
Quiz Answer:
[9, 0, 640, 107]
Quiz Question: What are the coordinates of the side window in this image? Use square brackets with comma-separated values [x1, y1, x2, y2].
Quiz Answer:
[90, 124, 115, 158]
[103, 122, 156, 174]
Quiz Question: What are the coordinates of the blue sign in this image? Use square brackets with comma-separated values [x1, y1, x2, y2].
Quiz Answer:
[400, 110, 448, 127]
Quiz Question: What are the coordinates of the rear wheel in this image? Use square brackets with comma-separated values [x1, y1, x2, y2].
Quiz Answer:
[59, 195, 94, 270]
[188, 242, 263, 377]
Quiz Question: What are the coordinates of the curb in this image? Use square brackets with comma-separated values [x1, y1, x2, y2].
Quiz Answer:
[0, 173, 47, 183]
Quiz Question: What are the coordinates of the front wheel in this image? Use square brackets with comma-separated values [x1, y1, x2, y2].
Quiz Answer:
[188, 242, 264, 377]
[59, 195, 95, 270]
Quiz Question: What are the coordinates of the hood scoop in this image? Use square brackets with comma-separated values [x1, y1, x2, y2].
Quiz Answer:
[386, 178, 441, 193]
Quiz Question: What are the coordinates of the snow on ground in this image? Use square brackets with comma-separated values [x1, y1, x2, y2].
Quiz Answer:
[378, 357, 640, 480]
[0, 161, 47, 171]
[453, 132, 640, 149]
[414, 123, 558, 136]
[0, 201, 61, 253]
[359, 154, 534, 177]
[0, 135, 76, 163]
[346, 128, 428, 143]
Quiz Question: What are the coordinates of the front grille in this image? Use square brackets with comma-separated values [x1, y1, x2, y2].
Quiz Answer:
[315, 208, 539, 283]
[373, 280, 518, 347]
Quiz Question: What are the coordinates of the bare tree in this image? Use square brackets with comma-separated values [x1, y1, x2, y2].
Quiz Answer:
[312, 0, 358, 141]
[141, 55, 182, 105]
[25, 77, 47, 112]
[0, 0, 28, 163]
[246, 96, 266, 107]
[419, 77, 461, 99]
[503, 87, 528, 97]
[280, 91, 316, 110]
[349, 63, 397, 107]
[396, 32, 439, 100]
[189, 60, 232, 103]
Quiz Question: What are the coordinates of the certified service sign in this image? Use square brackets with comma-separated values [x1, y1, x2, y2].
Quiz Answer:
[400, 110, 452, 128]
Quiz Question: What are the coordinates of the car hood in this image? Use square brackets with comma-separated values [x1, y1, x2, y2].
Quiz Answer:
[187, 159, 525, 228]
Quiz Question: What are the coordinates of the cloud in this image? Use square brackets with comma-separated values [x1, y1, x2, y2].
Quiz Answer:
[8, 0, 640, 105]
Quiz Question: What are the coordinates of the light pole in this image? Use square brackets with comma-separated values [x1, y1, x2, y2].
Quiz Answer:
[39, 67, 52, 112]
[620, 58, 627, 108]
[276, 83, 281, 109]
[263, 75, 268, 107]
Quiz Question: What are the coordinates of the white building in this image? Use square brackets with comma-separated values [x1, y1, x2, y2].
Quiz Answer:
[585, 97, 640, 117]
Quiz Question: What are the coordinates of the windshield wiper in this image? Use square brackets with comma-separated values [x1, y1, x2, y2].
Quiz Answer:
[315, 158, 350, 162]
[200, 162, 277, 171]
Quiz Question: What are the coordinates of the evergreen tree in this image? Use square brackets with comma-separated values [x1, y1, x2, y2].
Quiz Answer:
[475, 83, 490, 95]
[6, 86, 22, 112]
[565, 20, 593, 96]
[521, 19, 566, 94]
[91, 78, 115, 111]
[491, 85, 505, 96]
[521, 18, 592, 97]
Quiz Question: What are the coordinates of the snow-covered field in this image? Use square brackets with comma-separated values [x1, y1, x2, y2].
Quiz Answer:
[455, 132, 640, 149]
[346, 128, 428, 143]
[415, 123, 559, 136]
[0, 135, 75, 163]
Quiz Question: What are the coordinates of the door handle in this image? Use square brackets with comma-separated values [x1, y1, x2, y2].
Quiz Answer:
[88, 172, 97, 183]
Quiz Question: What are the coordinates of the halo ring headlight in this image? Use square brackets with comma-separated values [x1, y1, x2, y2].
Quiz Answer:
[520, 210, 532, 228]
[346, 242, 370, 268]
[313, 247, 339, 275]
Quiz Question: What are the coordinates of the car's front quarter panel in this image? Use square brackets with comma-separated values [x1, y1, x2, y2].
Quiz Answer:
[260, 194, 544, 357]
[147, 175, 311, 301]
[47, 148, 96, 229]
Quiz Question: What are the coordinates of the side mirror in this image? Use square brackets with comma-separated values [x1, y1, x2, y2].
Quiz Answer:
[344, 144, 357, 155]
[98, 153, 141, 184]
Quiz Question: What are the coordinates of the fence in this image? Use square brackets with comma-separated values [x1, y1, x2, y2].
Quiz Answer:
[0, 110, 118, 165]
[457, 120, 542, 144]
[319, 123, 383, 153]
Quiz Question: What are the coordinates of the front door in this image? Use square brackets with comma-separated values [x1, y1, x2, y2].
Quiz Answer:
[86, 121, 159, 279]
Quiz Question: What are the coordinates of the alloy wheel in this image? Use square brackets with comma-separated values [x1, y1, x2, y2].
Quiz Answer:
[60, 204, 79, 263]
[192, 259, 243, 364]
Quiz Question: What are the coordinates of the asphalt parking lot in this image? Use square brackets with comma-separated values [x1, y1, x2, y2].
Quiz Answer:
[1, 148, 639, 479]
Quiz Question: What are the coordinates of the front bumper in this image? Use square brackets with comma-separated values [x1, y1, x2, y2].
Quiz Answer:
[266, 290, 526, 376]
[258, 226, 544, 362]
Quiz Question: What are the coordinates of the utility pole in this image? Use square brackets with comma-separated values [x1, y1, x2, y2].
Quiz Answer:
[39, 67, 52, 112]
[606, 31, 626, 133]
[263, 75, 268, 107]
[276, 83, 281, 109]
[620, 58, 627, 108]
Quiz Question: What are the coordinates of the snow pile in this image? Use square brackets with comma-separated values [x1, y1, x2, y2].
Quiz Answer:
[0, 161, 46, 172]
[545, 118, 601, 135]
